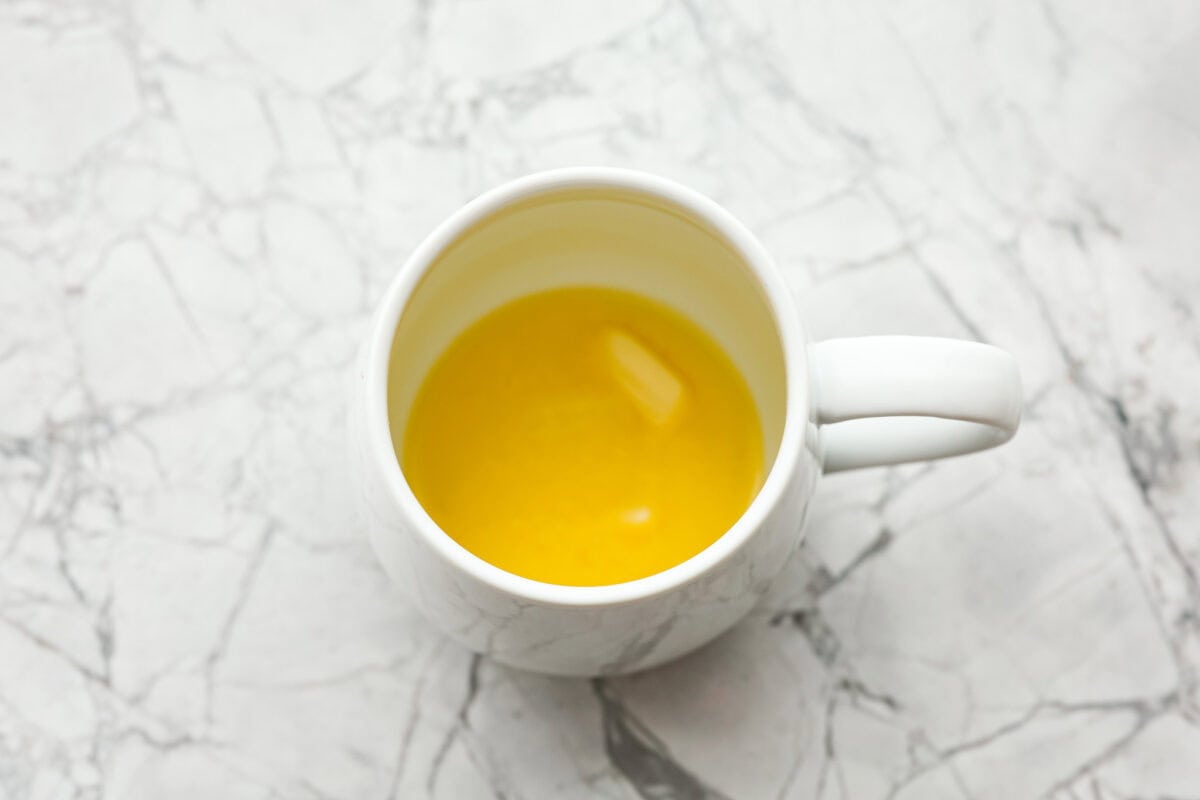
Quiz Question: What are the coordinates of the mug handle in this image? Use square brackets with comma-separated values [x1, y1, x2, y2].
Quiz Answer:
[812, 336, 1022, 473]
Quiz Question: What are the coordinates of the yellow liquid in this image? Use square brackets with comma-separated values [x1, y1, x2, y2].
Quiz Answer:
[396, 287, 763, 586]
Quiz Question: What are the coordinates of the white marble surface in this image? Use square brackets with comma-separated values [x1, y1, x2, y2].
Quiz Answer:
[2, 0, 1198, 797]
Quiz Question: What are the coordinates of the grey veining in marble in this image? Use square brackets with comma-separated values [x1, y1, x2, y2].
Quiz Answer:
[2, 0, 1198, 798]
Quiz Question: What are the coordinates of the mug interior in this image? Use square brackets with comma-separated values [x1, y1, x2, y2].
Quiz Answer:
[373, 173, 806, 599]
[387, 185, 788, 477]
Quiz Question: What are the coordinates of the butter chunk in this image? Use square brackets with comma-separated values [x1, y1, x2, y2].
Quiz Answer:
[603, 327, 685, 426]
[621, 506, 652, 525]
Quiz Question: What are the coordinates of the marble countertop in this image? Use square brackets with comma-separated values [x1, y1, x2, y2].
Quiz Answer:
[3, 0, 1198, 797]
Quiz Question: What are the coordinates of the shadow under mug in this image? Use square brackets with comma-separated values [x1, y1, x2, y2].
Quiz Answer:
[350, 167, 1021, 676]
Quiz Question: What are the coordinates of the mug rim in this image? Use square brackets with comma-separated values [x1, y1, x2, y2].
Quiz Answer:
[363, 167, 809, 607]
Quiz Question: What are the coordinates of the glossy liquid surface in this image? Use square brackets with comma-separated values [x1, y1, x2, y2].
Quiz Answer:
[397, 287, 763, 586]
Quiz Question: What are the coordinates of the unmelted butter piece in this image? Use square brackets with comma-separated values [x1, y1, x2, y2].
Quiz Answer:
[601, 327, 685, 427]
[620, 506, 652, 525]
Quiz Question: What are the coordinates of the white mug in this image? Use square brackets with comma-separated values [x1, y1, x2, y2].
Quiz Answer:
[350, 168, 1021, 676]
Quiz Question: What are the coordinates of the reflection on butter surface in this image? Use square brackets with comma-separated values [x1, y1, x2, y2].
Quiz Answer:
[396, 287, 763, 586]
